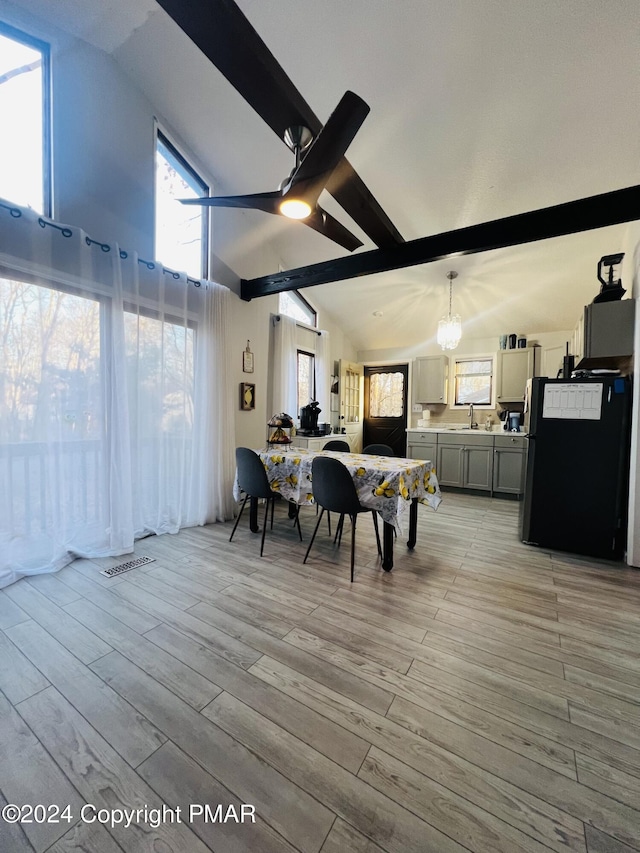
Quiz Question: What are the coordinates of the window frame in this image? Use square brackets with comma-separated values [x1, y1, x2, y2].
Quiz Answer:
[297, 348, 316, 412]
[154, 127, 210, 280]
[0, 20, 51, 216]
[451, 355, 494, 409]
[279, 290, 317, 328]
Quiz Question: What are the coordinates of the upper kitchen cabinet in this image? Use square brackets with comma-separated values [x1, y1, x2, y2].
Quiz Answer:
[579, 300, 635, 361]
[496, 347, 540, 404]
[414, 356, 448, 404]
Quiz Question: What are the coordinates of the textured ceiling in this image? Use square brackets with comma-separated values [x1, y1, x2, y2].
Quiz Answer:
[7, 0, 640, 350]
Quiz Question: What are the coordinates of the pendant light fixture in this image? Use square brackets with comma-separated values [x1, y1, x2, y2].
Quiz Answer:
[437, 270, 462, 351]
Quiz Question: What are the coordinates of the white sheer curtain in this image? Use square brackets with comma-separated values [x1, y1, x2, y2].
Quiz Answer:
[0, 198, 235, 588]
[272, 314, 298, 417]
[314, 329, 331, 422]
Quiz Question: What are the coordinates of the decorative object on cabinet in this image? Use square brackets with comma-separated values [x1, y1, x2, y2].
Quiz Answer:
[593, 253, 625, 303]
[517, 337, 527, 348]
[242, 340, 254, 373]
[267, 412, 294, 447]
[437, 271, 462, 351]
[499, 335, 507, 350]
[240, 382, 255, 410]
[508, 333, 517, 349]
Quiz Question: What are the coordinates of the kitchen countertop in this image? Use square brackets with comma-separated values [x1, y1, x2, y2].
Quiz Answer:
[407, 425, 525, 434]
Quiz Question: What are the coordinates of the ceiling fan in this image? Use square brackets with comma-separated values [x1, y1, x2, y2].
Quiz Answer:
[179, 90, 369, 251]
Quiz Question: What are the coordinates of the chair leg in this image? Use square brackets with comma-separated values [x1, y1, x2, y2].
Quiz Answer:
[293, 504, 303, 541]
[270, 498, 275, 529]
[350, 514, 357, 582]
[327, 510, 332, 537]
[335, 514, 345, 546]
[371, 511, 382, 558]
[260, 498, 271, 556]
[229, 493, 249, 542]
[304, 508, 325, 564]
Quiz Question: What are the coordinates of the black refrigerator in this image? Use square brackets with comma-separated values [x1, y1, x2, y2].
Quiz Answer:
[521, 376, 632, 559]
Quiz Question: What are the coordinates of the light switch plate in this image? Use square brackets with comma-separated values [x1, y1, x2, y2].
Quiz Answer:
[412, 403, 423, 413]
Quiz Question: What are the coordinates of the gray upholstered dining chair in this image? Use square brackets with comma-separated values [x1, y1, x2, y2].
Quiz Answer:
[230, 447, 302, 556]
[322, 439, 350, 451]
[304, 456, 381, 581]
[362, 443, 395, 456]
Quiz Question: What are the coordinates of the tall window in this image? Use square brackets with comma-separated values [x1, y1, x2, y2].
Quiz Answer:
[279, 290, 317, 327]
[297, 350, 315, 410]
[0, 22, 50, 213]
[155, 131, 209, 279]
[454, 358, 493, 406]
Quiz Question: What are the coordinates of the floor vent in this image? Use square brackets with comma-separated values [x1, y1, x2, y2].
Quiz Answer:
[100, 556, 155, 577]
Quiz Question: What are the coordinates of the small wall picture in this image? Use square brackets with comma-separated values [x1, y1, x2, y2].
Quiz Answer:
[240, 382, 255, 411]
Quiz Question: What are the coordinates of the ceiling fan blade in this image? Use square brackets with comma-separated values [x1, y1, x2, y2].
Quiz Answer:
[284, 91, 370, 204]
[305, 207, 363, 252]
[155, 0, 403, 248]
[179, 191, 281, 213]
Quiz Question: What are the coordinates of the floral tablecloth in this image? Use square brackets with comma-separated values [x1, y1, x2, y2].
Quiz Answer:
[234, 447, 441, 532]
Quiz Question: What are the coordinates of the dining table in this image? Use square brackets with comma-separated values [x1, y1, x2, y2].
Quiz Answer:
[234, 446, 442, 571]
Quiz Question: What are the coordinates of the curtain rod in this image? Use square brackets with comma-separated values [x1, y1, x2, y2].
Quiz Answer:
[1, 205, 205, 288]
[273, 314, 321, 335]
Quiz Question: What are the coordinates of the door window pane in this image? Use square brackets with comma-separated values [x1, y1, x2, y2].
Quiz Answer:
[369, 372, 404, 417]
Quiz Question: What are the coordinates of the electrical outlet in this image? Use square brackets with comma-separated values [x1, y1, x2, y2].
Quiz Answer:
[412, 403, 423, 413]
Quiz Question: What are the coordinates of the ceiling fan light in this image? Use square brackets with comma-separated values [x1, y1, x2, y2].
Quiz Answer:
[279, 198, 312, 219]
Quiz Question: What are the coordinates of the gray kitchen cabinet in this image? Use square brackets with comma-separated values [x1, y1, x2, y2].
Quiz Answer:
[406, 432, 437, 466]
[437, 432, 493, 491]
[583, 299, 635, 359]
[496, 347, 539, 404]
[436, 442, 464, 487]
[414, 356, 448, 403]
[493, 434, 527, 495]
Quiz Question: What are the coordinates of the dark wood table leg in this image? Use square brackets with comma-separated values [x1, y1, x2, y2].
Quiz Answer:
[407, 498, 419, 550]
[249, 497, 259, 532]
[382, 521, 394, 571]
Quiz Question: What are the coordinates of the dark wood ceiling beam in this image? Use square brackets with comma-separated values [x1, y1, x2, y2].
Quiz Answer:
[241, 183, 640, 300]
[155, 0, 403, 249]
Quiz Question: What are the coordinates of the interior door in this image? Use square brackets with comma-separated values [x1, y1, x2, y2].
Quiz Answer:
[339, 359, 364, 452]
[363, 364, 409, 457]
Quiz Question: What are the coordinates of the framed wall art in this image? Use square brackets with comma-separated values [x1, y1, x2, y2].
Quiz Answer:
[242, 340, 254, 373]
[240, 382, 255, 410]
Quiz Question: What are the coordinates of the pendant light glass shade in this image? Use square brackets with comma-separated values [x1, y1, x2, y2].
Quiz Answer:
[437, 271, 462, 351]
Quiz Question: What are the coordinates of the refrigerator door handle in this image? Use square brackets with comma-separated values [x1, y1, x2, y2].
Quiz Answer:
[608, 386, 612, 403]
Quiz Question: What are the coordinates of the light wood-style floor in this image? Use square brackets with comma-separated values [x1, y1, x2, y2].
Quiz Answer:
[1, 492, 640, 853]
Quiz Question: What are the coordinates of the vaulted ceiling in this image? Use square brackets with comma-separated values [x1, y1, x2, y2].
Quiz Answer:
[8, 0, 640, 350]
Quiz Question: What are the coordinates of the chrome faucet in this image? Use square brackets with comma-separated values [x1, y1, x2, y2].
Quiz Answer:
[469, 403, 478, 429]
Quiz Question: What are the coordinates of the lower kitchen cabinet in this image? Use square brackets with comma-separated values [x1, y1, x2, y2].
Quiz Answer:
[407, 430, 528, 496]
[437, 433, 493, 491]
[492, 434, 527, 495]
[406, 432, 437, 466]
